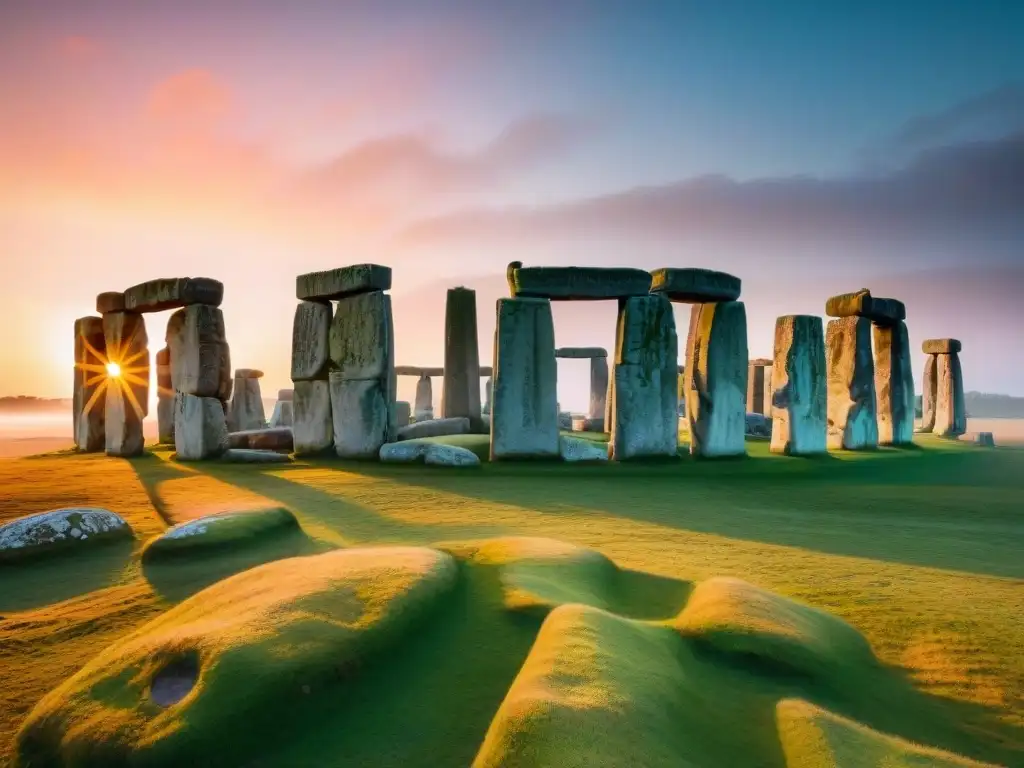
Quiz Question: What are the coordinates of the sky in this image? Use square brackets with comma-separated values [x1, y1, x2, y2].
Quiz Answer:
[1, 0, 1023, 411]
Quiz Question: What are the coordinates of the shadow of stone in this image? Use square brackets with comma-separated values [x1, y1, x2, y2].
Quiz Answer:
[127, 453, 199, 525]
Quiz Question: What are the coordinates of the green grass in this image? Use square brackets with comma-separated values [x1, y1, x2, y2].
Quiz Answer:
[0, 435, 1021, 766]
[140, 505, 300, 562]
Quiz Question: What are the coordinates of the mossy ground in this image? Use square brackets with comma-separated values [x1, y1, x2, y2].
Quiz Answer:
[0, 435, 1021, 766]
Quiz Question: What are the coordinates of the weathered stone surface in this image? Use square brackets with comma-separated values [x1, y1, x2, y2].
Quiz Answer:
[228, 427, 294, 452]
[825, 289, 906, 326]
[611, 295, 679, 460]
[174, 393, 229, 460]
[560, 436, 610, 462]
[293, 380, 333, 455]
[920, 354, 938, 432]
[102, 312, 148, 457]
[0, 508, 131, 563]
[491, 298, 560, 460]
[329, 291, 392, 380]
[278, 388, 294, 401]
[685, 301, 748, 458]
[379, 442, 428, 463]
[826, 316, 878, 450]
[649, 267, 742, 303]
[934, 351, 967, 438]
[234, 368, 264, 379]
[397, 417, 471, 441]
[123, 277, 223, 313]
[73, 317, 106, 452]
[414, 375, 434, 421]
[507, 261, 652, 301]
[874, 320, 915, 446]
[974, 432, 995, 447]
[330, 374, 389, 458]
[587, 357, 608, 422]
[482, 377, 493, 415]
[296, 264, 391, 301]
[95, 292, 125, 314]
[555, 347, 608, 359]
[291, 300, 332, 381]
[423, 443, 480, 467]
[395, 366, 444, 377]
[922, 338, 962, 355]
[228, 376, 265, 432]
[165, 305, 227, 397]
[157, 394, 175, 444]
[770, 315, 826, 456]
[441, 287, 482, 430]
[221, 449, 293, 464]
[393, 401, 411, 428]
[105, 383, 145, 457]
[746, 360, 773, 415]
[268, 399, 294, 428]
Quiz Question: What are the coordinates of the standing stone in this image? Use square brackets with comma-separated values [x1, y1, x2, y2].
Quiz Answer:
[482, 377, 493, 416]
[685, 302, 748, 458]
[770, 316, 826, 456]
[874, 321, 915, 446]
[102, 312, 149, 458]
[293, 380, 333, 455]
[414, 375, 434, 421]
[826, 316, 878, 450]
[291, 300, 332, 381]
[328, 291, 391, 379]
[174, 393, 229, 460]
[746, 359, 773, 416]
[330, 374, 389, 458]
[934, 352, 967, 438]
[156, 347, 175, 444]
[165, 305, 228, 397]
[604, 299, 627, 434]
[73, 317, 107, 452]
[394, 401, 412, 428]
[441, 287, 483, 431]
[589, 357, 609, 426]
[610, 295, 678, 460]
[920, 354, 938, 432]
[229, 372, 266, 432]
[268, 399, 294, 428]
[490, 298, 559, 460]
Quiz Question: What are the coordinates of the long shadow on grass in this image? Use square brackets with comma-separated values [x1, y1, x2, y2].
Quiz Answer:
[127, 453, 200, 526]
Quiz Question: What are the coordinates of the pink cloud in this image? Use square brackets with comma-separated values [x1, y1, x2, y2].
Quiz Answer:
[146, 68, 234, 131]
[56, 35, 103, 63]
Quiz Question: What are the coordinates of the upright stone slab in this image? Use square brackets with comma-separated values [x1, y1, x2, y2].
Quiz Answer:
[165, 305, 228, 398]
[229, 370, 266, 431]
[934, 351, 967, 438]
[441, 287, 483, 430]
[588, 356, 609, 424]
[73, 317, 106, 452]
[825, 316, 878, 450]
[394, 401, 412, 428]
[291, 300, 332, 381]
[293, 380, 333, 455]
[330, 374, 389, 458]
[414, 375, 434, 421]
[610, 295, 678, 459]
[490, 298, 559, 460]
[874, 321, 915, 446]
[746, 358, 773, 415]
[174, 393, 229, 460]
[685, 302, 748, 458]
[268, 399, 294, 428]
[770, 316, 826, 456]
[102, 312, 149, 457]
[329, 291, 391, 379]
[920, 354, 938, 432]
[155, 347, 175, 444]
[482, 377, 493, 415]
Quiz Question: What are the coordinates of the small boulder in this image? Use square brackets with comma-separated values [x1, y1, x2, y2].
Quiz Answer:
[745, 412, 773, 438]
[0, 508, 132, 562]
[142, 507, 298, 560]
[396, 417, 471, 441]
[423, 443, 481, 467]
[379, 442, 429, 463]
[560, 436, 609, 462]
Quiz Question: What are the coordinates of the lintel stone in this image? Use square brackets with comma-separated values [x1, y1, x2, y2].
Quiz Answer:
[96, 292, 126, 314]
[395, 365, 445, 378]
[649, 268, 741, 303]
[234, 368, 264, 379]
[922, 338, 962, 355]
[825, 289, 906, 326]
[507, 261, 651, 301]
[123, 277, 223, 313]
[296, 264, 392, 301]
[555, 347, 608, 359]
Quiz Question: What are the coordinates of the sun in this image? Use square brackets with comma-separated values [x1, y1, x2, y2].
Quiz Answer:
[106, 362, 121, 378]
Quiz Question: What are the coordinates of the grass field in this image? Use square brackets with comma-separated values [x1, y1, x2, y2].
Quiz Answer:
[0, 435, 1022, 766]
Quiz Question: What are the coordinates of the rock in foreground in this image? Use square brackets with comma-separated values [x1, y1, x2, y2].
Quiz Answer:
[0, 508, 132, 563]
[142, 506, 298, 560]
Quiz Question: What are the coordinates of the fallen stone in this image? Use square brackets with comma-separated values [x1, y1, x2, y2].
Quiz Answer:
[227, 427, 293, 452]
[221, 449, 293, 464]
[296, 263, 392, 301]
[123, 277, 223, 313]
[228, 375, 265, 432]
[234, 368, 264, 379]
[293, 380, 333, 455]
[560, 436, 609, 462]
[95, 291, 125, 314]
[745, 412, 772, 438]
[826, 316, 878, 450]
[278, 389, 294, 401]
[507, 261, 652, 301]
[649, 267, 742, 303]
[290, 300, 333, 381]
[919, 354, 938, 432]
[442, 287, 483, 429]
[974, 432, 995, 447]
[770, 315, 827, 456]
[685, 301, 748, 458]
[395, 366, 444, 377]
[934, 351, 967, 438]
[0, 508, 132, 563]
[555, 347, 608, 359]
[379, 442, 428, 463]
[73, 316, 106, 452]
[491, 297, 560, 459]
[588, 357, 609, 421]
[142, 507, 298, 560]
[330, 374, 389, 458]
[329, 291, 392, 380]
[825, 289, 906, 326]
[268, 399, 294, 428]
[396, 416, 471, 441]
[922, 338, 962, 355]
[393, 401, 412, 428]
[424, 443, 480, 467]
[165, 305, 228, 398]
[174, 393, 229, 460]
[874, 321, 915, 446]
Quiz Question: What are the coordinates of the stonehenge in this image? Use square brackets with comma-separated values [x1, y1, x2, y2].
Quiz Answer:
[770, 316, 826, 455]
[825, 316, 879, 450]
[923, 339, 966, 438]
[394, 365, 493, 423]
[874, 321, 915, 446]
[442, 287, 484, 431]
[555, 347, 609, 432]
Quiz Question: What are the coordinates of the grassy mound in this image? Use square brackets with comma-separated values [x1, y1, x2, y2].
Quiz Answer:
[472, 604, 691, 767]
[15, 546, 458, 767]
[141, 506, 299, 561]
[674, 576, 876, 679]
[776, 698, 1001, 767]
